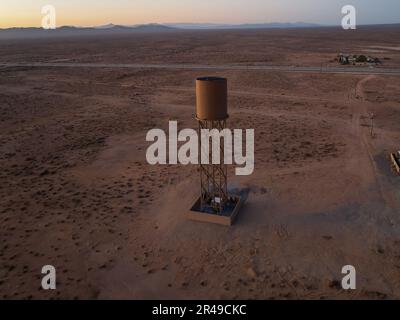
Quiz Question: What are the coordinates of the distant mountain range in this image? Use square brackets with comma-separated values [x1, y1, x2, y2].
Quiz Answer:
[1, 22, 399, 39]
[0, 23, 175, 39]
[0, 22, 322, 39]
[164, 22, 321, 29]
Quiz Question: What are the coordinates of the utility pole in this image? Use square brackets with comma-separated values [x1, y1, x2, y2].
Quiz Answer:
[370, 112, 374, 137]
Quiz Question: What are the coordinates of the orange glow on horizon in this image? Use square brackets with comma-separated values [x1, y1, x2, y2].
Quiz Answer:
[0, 1, 278, 28]
[1, 0, 399, 29]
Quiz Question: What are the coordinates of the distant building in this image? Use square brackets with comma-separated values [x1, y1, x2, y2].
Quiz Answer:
[337, 53, 381, 65]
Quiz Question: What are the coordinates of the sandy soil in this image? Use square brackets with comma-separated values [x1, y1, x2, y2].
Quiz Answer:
[1, 27, 400, 300]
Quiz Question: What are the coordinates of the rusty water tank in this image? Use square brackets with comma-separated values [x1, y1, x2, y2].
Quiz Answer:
[196, 77, 228, 121]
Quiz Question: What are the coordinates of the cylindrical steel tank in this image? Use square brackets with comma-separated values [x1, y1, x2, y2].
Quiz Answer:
[196, 77, 228, 121]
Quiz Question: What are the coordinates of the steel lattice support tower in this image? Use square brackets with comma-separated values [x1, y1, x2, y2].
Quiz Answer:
[196, 77, 229, 214]
[198, 119, 228, 214]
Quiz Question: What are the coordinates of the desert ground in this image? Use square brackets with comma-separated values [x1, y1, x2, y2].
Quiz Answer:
[1, 26, 400, 299]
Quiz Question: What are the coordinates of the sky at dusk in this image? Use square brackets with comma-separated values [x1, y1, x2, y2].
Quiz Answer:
[0, 0, 399, 28]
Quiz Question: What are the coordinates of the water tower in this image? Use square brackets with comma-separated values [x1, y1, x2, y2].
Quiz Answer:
[187, 77, 243, 226]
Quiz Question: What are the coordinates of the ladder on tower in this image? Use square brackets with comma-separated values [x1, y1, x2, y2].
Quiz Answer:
[390, 152, 400, 175]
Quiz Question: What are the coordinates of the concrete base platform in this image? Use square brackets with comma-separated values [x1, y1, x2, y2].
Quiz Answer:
[186, 196, 244, 226]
